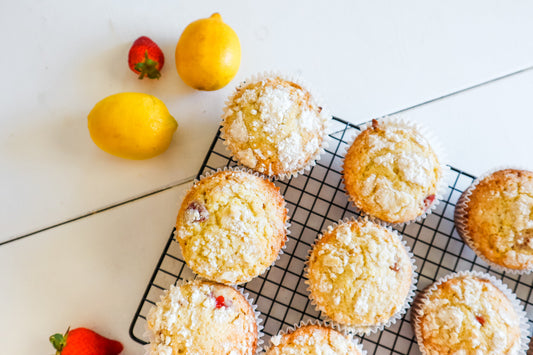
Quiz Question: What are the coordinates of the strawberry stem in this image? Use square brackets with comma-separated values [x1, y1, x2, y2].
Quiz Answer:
[49, 327, 70, 355]
[134, 51, 161, 79]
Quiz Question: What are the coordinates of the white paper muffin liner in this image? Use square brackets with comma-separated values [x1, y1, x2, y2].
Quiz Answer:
[221, 71, 332, 180]
[454, 166, 533, 274]
[342, 116, 450, 227]
[411, 270, 530, 355]
[143, 278, 264, 355]
[304, 217, 418, 335]
[174, 166, 291, 285]
[261, 319, 366, 354]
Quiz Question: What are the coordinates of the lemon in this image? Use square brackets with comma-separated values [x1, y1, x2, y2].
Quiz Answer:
[88, 92, 178, 160]
[176, 13, 241, 91]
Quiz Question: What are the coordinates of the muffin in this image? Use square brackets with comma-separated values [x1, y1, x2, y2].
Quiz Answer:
[412, 272, 525, 355]
[455, 169, 533, 272]
[175, 169, 287, 284]
[221, 74, 330, 178]
[306, 219, 414, 333]
[146, 280, 259, 354]
[343, 118, 442, 224]
[265, 324, 363, 355]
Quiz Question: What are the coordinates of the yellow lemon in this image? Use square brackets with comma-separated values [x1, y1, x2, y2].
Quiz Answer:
[88, 92, 178, 160]
[176, 13, 241, 91]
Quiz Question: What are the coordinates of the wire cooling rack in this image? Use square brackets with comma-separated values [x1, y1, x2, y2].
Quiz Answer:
[129, 116, 533, 354]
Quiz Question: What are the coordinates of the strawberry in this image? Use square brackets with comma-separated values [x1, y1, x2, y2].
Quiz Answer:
[50, 327, 123, 355]
[128, 36, 164, 79]
[215, 295, 225, 308]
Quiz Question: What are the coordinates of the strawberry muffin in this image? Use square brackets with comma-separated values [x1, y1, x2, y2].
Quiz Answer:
[412, 272, 527, 355]
[343, 118, 442, 224]
[455, 169, 533, 272]
[175, 169, 287, 284]
[307, 219, 414, 333]
[146, 280, 259, 354]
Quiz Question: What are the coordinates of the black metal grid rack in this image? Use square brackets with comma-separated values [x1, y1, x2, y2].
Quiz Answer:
[129, 117, 533, 354]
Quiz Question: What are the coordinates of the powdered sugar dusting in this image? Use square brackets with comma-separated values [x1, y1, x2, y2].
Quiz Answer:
[397, 152, 432, 186]
[277, 131, 303, 171]
[235, 148, 257, 169]
[257, 85, 294, 134]
[228, 112, 248, 143]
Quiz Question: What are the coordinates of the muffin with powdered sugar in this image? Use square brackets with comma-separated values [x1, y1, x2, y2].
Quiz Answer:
[412, 272, 529, 355]
[455, 168, 533, 273]
[343, 118, 444, 224]
[146, 280, 260, 354]
[175, 169, 288, 285]
[306, 218, 415, 334]
[222, 74, 330, 178]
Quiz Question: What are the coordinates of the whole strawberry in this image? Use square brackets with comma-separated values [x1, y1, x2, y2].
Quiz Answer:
[50, 327, 123, 355]
[128, 36, 164, 79]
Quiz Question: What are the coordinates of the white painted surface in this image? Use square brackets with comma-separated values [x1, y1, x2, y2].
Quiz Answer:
[0, 184, 186, 354]
[2, 0, 533, 241]
[2, 1, 533, 354]
[404, 68, 533, 176]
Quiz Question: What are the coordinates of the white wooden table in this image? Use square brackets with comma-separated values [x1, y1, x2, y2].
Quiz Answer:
[1, 1, 533, 354]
